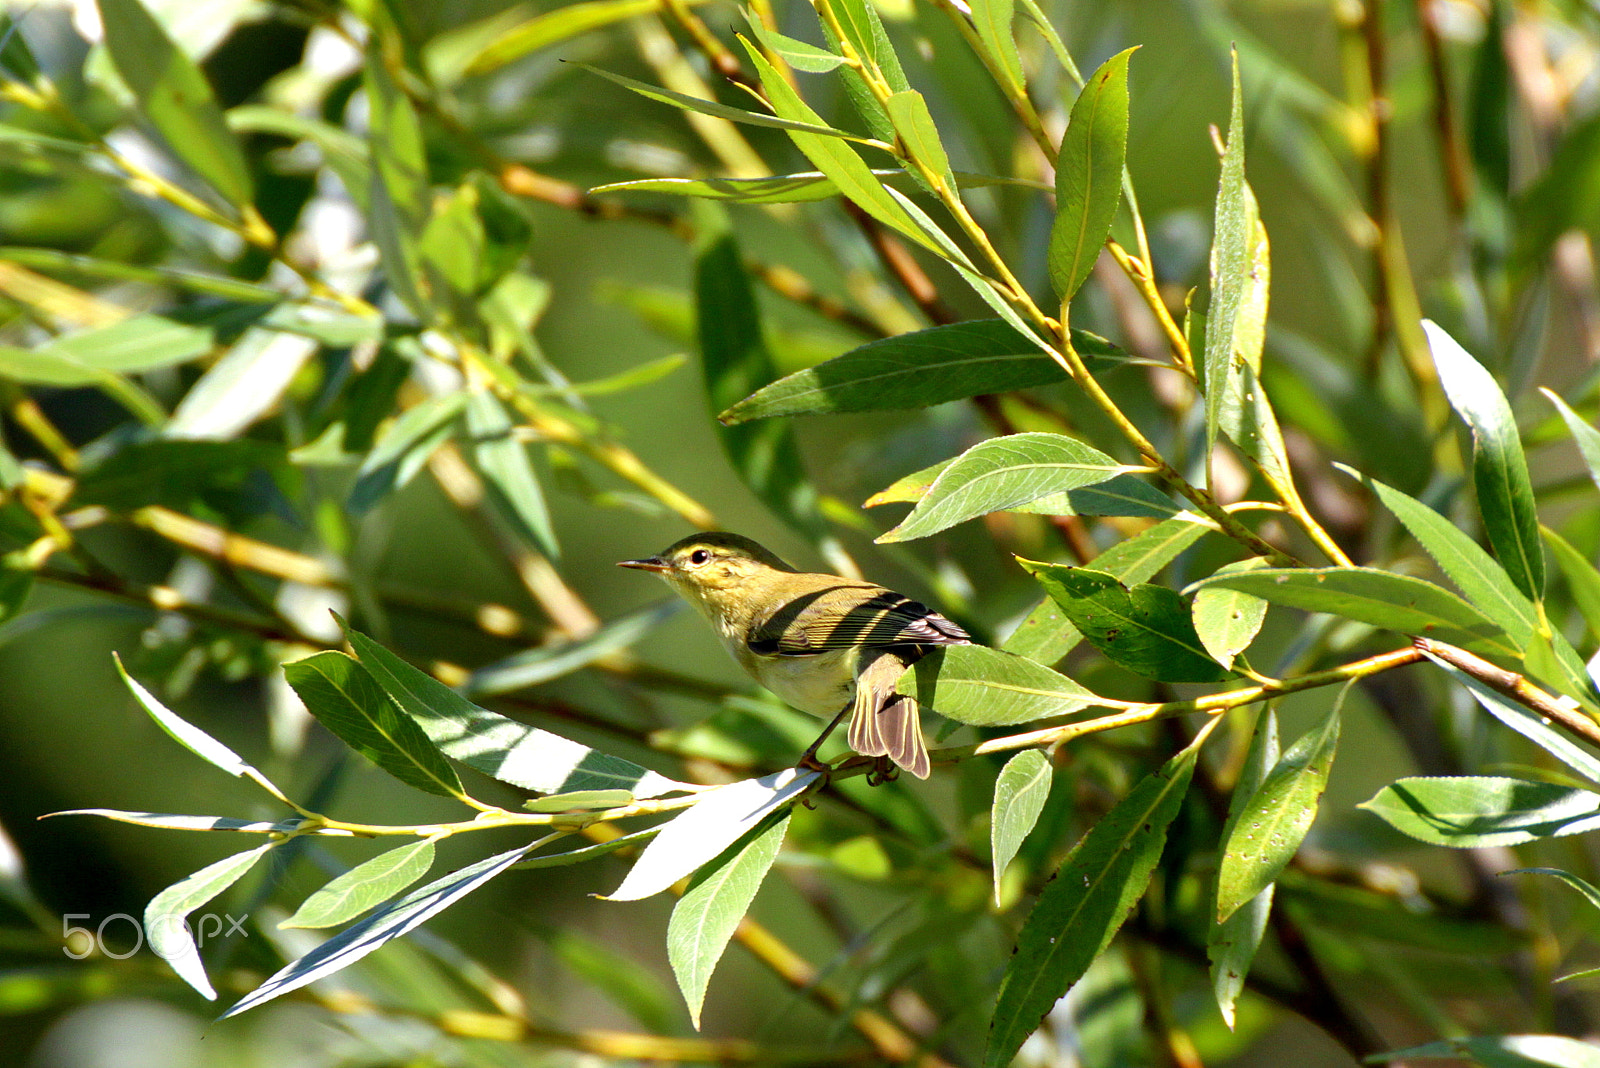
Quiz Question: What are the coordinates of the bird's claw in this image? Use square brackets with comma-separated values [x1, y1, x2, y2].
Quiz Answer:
[796, 753, 833, 807]
[866, 757, 899, 787]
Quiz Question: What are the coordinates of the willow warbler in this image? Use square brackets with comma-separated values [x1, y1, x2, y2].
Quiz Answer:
[619, 532, 969, 779]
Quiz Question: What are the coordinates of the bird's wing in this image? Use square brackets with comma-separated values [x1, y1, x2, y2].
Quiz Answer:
[747, 583, 970, 656]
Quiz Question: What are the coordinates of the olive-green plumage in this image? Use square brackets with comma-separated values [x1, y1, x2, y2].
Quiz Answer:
[619, 532, 969, 778]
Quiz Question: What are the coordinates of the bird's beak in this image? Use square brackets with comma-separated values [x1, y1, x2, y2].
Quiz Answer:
[618, 556, 668, 573]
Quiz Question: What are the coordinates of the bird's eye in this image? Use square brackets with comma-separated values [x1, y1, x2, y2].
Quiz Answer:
[688, 549, 711, 566]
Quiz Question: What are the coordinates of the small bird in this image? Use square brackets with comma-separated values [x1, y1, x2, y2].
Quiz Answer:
[619, 532, 971, 779]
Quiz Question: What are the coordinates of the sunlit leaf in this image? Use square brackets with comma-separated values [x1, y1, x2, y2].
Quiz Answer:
[220, 843, 530, 1019]
[897, 644, 1101, 726]
[1049, 48, 1133, 302]
[465, 0, 665, 74]
[1208, 706, 1278, 1029]
[1189, 566, 1518, 660]
[465, 391, 559, 559]
[878, 433, 1124, 543]
[668, 813, 788, 1028]
[1216, 695, 1342, 921]
[284, 651, 464, 800]
[1202, 49, 1249, 475]
[1423, 320, 1544, 602]
[986, 733, 1200, 1068]
[280, 839, 437, 930]
[584, 64, 871, 144]
[605, 768, 817, 902]
[1540, 387, 1600, 494]
[991, 750, 1052, 904]
[95, 0, 253, 208]
[1359, 776, 1600, 847]
[1372, 1035, 1600, 1068]
[147, 844, 276, 999]
[1192, 558, 1269, 669]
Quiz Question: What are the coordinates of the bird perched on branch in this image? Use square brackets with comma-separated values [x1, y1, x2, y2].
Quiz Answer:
[619, 532, 970, 779]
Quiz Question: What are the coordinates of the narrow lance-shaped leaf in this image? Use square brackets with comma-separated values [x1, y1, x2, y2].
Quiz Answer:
[283, 651, 465, 800]
[363, 48, 431, 317]
[1021, 562, 1229, 683]
[465, 391, 559, 560]
[878, 433, 1125, 543]
[970, 0, 1024, 91]
[349, 392, 467, 513]
[898, 644, 1102, 725]
[986, 729, 1204, 1068]
[1423, 320, 1545, 601]
[147, 844, 277, 999]
[697, 227, 822, 535]
[1540, 387, 1600, 495]
[1544, 525, 1600, 640]
[94, 0, 253, 208]
[991, 750, 1052, 904]
[820, 0, 910, 143]
[739, 39, 943, 256]
[668, 812, 789, 1029]
[1216, 692, 1343, 921]
[1188, 566, 1519, 661]
[1340, 463, 1536, 649]
[582, 64, 869, 142]
[1049, 48, 1134, 302]
[117, 655, 257, 781]
[1359, 776, 1600, 847]
[886, 89, 956, 193]
[1192, 558, 1269, 669]
[1372, 1035, 1600, 1068]
[1203, 49, 1249, 480]
[463, 0, 663, 74]
[281, 839, 437, 930]
[605, 768, 817, 902]
[720, 320, 1074, 423]
[1504, 867, 1600, 911]
[220, 843, 530, 1019]
[342, 622, 692, 798]
[742, 18, 847, 72]
[1208, 706, 1279, 1029]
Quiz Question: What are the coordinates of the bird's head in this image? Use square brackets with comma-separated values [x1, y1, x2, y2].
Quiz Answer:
[618, 532, 799, 623]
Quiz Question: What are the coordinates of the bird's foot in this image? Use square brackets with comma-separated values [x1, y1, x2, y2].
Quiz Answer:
[795, 753, 833, 807]
[866, 757, 899, 787]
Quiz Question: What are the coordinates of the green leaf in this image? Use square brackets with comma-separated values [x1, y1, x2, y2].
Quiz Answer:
[1208, 706, 1279, 1029]
[1422, 652, 1600, 785]
[897, 644, 1101, 726]
[991, 750, 1052, 904]
[220, 843, 530, 1019]
[464, 601, 680, 696]
[1003, 518, 1208, 664]
[349, 393, 467, 513]
[0, 246, 282, 304]
[464, 0, 663, 74]
[280, 839, 436, 929]
[1371, 1035, 1600, 1068]
[1544, 525, 1600, 640]
[720, 320, 1070, 423]
[1188, 566, 1519, 660]
[363, 49, 431, 317]
[117, 655, 253, 780]
[227, 106, 370, 211]
[821, 0, 910, 143]
[146, 844, 276, 999]
[284, 651, 465, 800]
[667, 812, 789, 1029]
[970, 0, 1024, 91]
[886, 89, 956, 193]
[1191, 558, 1269, 669]
[1502, 867, 1600, 911]
[164, 329, 318, 442]
[1202, 49, 1249, 473]
[696, 228, 821, 534]
[1540, 387, 1600, 494]
[743, 20, 847, 72]
[1216, 696, 1342, 921]
[46, 809, 300, 834]
[1020, 563, 1229, 683]
[1358, 776, 1600, 847]
[523, 790, 636, 813]
[739, 40, 942, 256]
[94, 0, 253, 208]
[986, 733, 1201, 1068]
[583, 64, 872, 144]
[606, 768, 817, 901]
[593, 172, 853, 204]
[1423, 320, 1545, 602]
[0, 314, 213, 386]
[878, 433, 1124, 543]
[342, 623, 692, 798]
[464, 391, 558, 559]
[1049, 48, 1133, 302]
[0, 567, 31, 625]
[1343, 464, 1536, 649]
